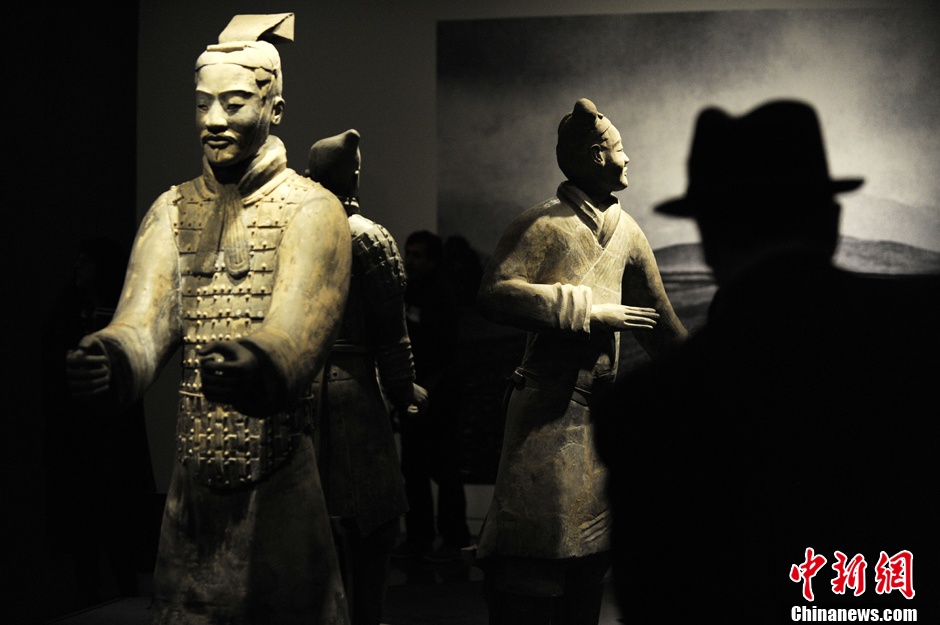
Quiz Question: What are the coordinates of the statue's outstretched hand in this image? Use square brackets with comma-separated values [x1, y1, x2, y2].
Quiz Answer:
[198, 341, 261, 409]
[591, 303, 659, 331]
[66, 335, 111, 400]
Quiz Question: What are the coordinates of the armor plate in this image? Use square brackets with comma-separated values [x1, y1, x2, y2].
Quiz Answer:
[172, 174, 316, 489]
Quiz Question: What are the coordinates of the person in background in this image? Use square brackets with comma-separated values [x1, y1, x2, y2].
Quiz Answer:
[394, 229, 472, 563]
[443, 234, 484, 308]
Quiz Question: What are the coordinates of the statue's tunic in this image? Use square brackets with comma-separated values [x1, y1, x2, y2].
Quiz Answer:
[313, 207, 412, 535]
[92, 136, 352, 625]
[476, 182, 681, 563]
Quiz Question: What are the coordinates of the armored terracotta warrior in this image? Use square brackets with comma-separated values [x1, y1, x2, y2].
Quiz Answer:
[306, 129, 426, 625]
[475, 98, 688, 625]
[66, 13, 352, 625]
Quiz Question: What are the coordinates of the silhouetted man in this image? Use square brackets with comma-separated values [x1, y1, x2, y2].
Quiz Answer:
[594, 100, 939, 622]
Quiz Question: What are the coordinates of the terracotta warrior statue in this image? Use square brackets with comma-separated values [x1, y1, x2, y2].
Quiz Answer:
[305, 129, 426, 625]
[475, 98, 688, 625]
[66, 14, 352, 624]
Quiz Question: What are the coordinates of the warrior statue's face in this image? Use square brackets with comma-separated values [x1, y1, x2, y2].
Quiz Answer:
[591, 124, 630, 194]
[196, 63, 283, 168]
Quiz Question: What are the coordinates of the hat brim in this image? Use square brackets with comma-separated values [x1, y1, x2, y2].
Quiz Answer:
[653, 177, 864, 218]
[653, 196, 695, 217]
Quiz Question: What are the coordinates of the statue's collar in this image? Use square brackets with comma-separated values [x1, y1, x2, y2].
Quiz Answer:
[200, 135, 289, 201]
[557, 181, 621, 242]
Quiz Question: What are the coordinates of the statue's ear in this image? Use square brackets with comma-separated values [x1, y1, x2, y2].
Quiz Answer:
[271, 97, 285, 126]
[591, 144, 605, 165]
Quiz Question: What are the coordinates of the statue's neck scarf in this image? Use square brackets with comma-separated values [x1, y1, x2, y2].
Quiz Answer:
[194, 135, 288, 278]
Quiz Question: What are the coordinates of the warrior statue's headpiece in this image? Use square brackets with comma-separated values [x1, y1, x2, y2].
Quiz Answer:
[557, 98, 613, 151]
[194, 13, 295, 97]
[556, 98, 615, 182]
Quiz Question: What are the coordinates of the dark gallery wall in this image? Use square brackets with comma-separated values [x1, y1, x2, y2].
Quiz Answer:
[36, 6, 140, 322]
[24, 5, 140, 622]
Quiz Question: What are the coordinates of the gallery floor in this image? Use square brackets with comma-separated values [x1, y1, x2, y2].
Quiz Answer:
[48, 544, 623, 625]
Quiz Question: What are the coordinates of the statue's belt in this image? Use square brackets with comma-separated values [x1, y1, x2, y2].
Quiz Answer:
[330, 341, 372, 354]
[509, 368, 592, 407]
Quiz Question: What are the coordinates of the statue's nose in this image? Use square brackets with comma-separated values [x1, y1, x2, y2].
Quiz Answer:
[204, 101, 227, 131]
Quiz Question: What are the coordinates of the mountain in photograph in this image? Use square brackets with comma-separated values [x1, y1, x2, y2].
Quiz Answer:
[653, 237, 940, 276]
[834, 236, 940, 275]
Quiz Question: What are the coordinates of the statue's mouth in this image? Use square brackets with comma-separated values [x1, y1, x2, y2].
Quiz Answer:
[204, 135, 234, 149]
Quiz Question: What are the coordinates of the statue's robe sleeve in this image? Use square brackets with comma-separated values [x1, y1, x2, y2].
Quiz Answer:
[478, 199, 593, 337]
[351, 216, 415, 412]
[93, 192, 182, 409]
[479, 198, 686, 359]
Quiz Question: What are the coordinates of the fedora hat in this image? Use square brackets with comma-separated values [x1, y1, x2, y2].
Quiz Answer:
[656, 100, 863, 217]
